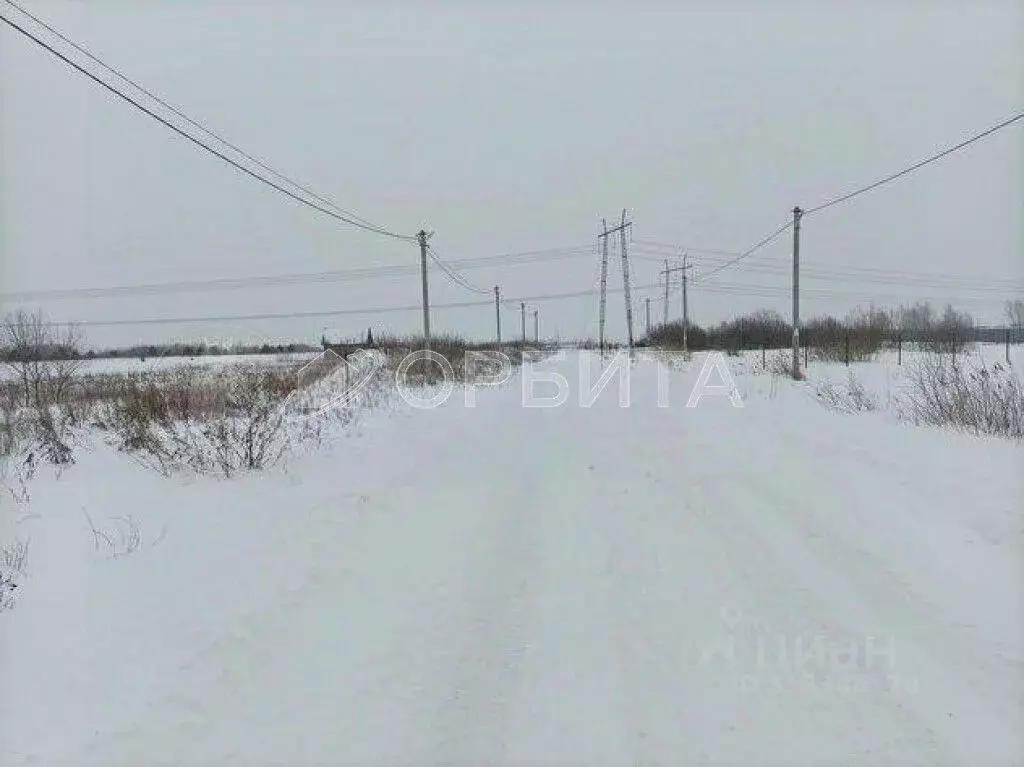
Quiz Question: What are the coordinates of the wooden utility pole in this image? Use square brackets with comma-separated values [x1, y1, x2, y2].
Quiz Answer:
[494, 285, 501, 346]
[520, 301, 527, 343]
[645, 297, 651, 336]
[417, 229, 432, 351]
[533, 309, 539, 343]
[599, 219, 609, 354]
[791, 207, 803, 379]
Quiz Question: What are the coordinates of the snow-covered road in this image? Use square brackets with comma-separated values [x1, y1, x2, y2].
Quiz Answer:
[3, 352, 1022, 765]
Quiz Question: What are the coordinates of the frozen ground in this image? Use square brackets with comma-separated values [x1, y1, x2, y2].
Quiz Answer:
[1, 350, 1022, 765]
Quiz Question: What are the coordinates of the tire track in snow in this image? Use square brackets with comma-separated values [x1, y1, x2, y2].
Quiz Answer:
[683, 447, 949, 763]
[687, 415, 1020, 764]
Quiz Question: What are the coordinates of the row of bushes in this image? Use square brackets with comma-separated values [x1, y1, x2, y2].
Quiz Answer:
[1, 325, 534, 481]
[646, 302, 986, 359]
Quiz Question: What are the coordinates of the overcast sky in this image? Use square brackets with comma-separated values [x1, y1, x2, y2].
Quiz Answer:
[1, 0, 1022, 349]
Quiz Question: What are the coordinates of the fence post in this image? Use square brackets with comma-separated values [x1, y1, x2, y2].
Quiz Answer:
[803, 334, 808, 369]
[845, 332, 850, 366]
[1007, 326, 1011, 365]
[897, 332, 902, 365]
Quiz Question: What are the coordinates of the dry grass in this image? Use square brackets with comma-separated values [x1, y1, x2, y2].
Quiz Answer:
[93, 365, 301, 477]
[815, 371, 878, 414]
[0, 539, 29, 613]
[83, 510, 152, 558]
[1, 331, 531, 479]
[898, 355, 1024, 440]
[370, 333, 535, 383]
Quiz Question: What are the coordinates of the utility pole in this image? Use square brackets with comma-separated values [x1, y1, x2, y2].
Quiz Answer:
[494, 285, 501, 347]
[681, 254, 693, 353]
[533, 309, 539, 344]
[598, 219, 609, 354]
[791, 206, 803, 379]
[597, 211, 633, 349]
[645, 297, 651, 336]
[417, 229, 432, 351]
[663, 259, 670, 325]
[520, 301, 527, 344]
[660, 254, 692, 351]
[619, 209, 634, 350]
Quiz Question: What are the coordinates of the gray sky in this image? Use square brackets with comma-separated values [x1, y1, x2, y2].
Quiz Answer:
[1, 0, 1022, 349]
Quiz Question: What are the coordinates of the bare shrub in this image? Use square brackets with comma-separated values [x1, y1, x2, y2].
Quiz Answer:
[0, 414, 35, 502]
[1006, 299, 1024, 331]
[0, 539, 29, 613]
[898, 354, 1024, 439]
[32, 408, 75, 466]
[0, 381, 19, 459]
[0, 538, 29, 573]
[649, 310, 789, 352]
[1, 309, 85, 409]
[815, 371, 878, 414]
[204, 368, 294, 473]
[767, 350, 800, 378]
[101, 366, 298, 476]
[0, 571, 18, 612]
[805, 306, 891, 362]
[1, 310, 86, 467]
[895, 301, 975, 355]
[929, 304, 975, 355]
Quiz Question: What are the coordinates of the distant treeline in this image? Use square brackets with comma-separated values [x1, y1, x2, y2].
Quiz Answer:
[92, 342, 321, 360]
[645, 301, 1023, 359]
[0, 341, 319, 363]
[2, 300, 1021, 363]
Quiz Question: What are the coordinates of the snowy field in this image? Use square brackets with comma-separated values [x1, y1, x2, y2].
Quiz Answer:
[0, 351, 320, 380]
[1, 349, 1022, 765]
[731, 342, 1024, 412]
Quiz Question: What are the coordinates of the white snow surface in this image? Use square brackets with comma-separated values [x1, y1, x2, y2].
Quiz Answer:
[1, 350, 1022, 765]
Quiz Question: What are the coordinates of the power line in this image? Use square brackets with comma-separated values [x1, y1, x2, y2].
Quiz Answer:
[0, 9, 414, 242]
[660, 277, 1011, 309]
[2, 0, 392, 236]
[49, 283, 657, 328]
[45, 277, 1011, 329]
[632, 248, 1024, 292]
[633, 112, 1023, 286]
[632, 240, 745, 258]
[804, 110, 1024, 216]
[686, 280, 1013, 308]
[49, 298, 495, 328]
[692, 221, 793, 283]
[0, 244, 596, 302]
[426, 246, 493, 295]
